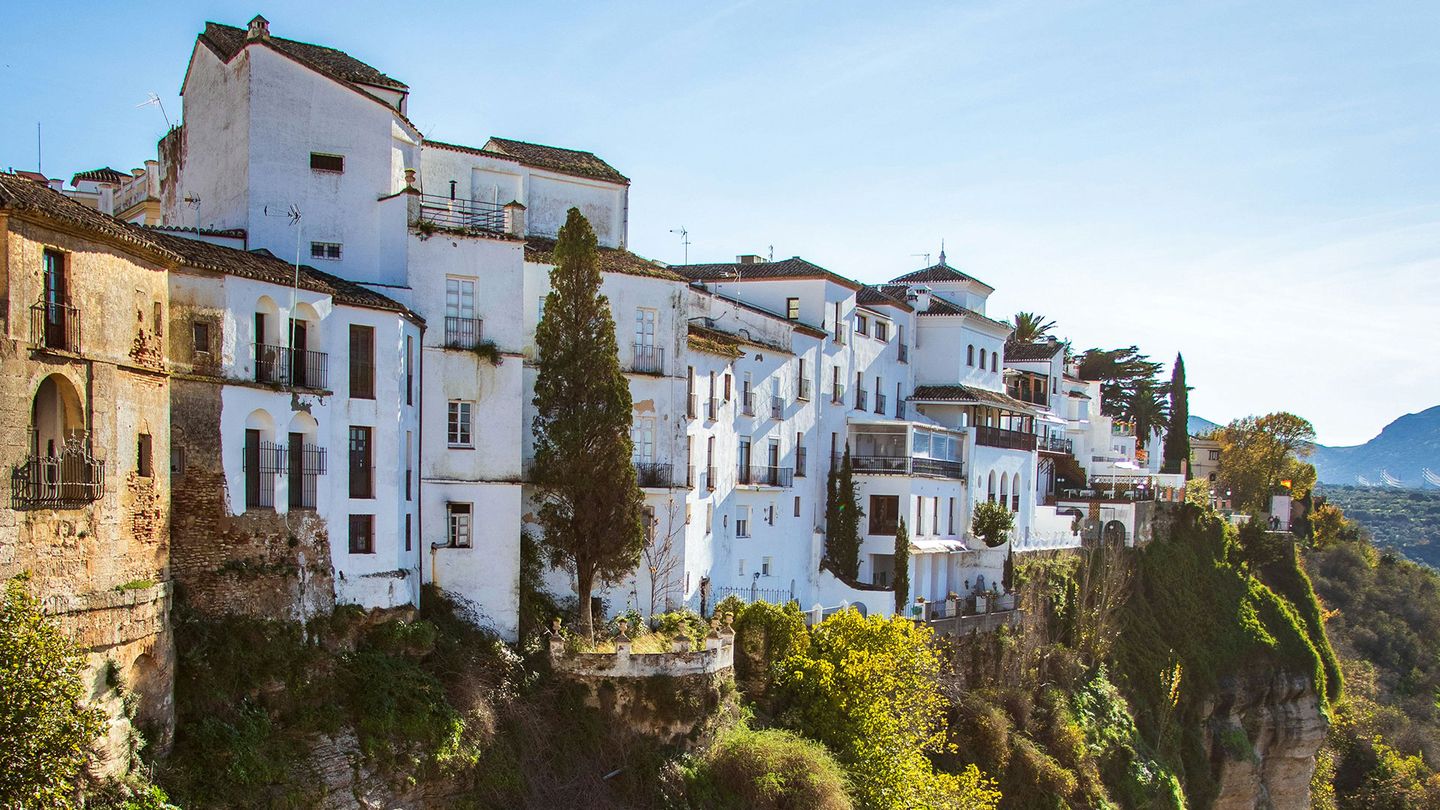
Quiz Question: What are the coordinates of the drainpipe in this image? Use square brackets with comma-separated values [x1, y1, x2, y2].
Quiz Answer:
[415, 319, 425, 608]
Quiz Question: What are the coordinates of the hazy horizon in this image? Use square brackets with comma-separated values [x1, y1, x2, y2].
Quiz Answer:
[5, 0, 1437, 445]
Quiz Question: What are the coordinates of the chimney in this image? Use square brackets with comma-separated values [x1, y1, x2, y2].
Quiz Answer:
[503, 200, 527, 238]
[735, 254, 766, 264]
[247, 15, 270, 41]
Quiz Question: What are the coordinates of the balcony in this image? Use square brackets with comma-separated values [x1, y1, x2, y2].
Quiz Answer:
[737, 465, 794, 488]
[898, 343, 909, 363]
[287, 443, 328, 510]
[631, 344, 664, 375]
[416, 193, 505, 234]
[741, 392, 755, 417]
[254, 344, 329, 389]
[687, 392, 698, 419]
[1039, 435, 1074, 455]
[839, 454, 964, 480]
[896, 401, 907, 419]
[634, 461, 673, 488]
[686, 465, 696, 488]
[831, 383, 846, 404]
[444, 316, 484, 349]
[705, 466, 717, 491]
[833, 323, 849, 345]
[30, 301, 81, 354]
[855, 389, 868, 411]
[797, 377, 812, 401]
[706, 397, 720, 421]
[11, 445, 105, 509]
[874, 392, 887, 415]
[770, 396, 783, 419]
[975, 425, 1037, 451]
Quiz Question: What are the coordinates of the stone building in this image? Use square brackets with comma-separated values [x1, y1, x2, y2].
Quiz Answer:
[0, 172, 175, 772]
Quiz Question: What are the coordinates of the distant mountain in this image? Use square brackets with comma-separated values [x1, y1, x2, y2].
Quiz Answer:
[1312, 406, 1440, 488]
[1188, 415, 1222, 437]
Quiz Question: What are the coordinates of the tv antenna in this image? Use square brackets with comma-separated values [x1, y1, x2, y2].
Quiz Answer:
[669, 226, 690, 266]
[135, 93, 172, 128]
[910, 252, 931, 266]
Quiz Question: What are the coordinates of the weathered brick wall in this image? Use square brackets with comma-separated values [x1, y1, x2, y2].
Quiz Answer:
[169, 377, 336, 622]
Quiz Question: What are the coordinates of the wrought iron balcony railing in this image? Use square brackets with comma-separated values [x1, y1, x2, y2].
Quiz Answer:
[737, 465, 794, 488]
[975, 425, 1037, 451]
[834, 454, 964, 480]
[874, 392, 887, 415]
[831, 383, 846, 404]
[631, 343, 664, 375]
[445, 316, 484, 349]
[11, 445, 104, 509]
[634, 461, 673, 488]
[416, 193, 505, 233]
[797, 377, 812, 401]
[741, 392, 755, 416]
[1038, 435, 1074, 454]
[898, 343, 909, 363]
[30, 301, 81, 354]
[770, 396, 784, 419]
[254, 344, 329, 389]
[855, 389, 868, 411]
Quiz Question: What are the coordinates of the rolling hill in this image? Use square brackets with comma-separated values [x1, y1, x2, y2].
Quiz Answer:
[1311, 405, 1440, 488]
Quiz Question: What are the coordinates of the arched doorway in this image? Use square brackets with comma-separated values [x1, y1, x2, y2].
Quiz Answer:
[1103, 520, 1127, 545]
[17, 374, 101, 507]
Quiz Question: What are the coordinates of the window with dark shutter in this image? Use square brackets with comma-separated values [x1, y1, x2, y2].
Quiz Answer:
[348, 514, 374, 553]
[310, 152, 344, 173]
[349, 426, 373, 498]
[349, 325, 374, 399]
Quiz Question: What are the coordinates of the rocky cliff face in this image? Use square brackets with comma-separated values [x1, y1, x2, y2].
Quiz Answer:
[1205, 670, 1328, 810]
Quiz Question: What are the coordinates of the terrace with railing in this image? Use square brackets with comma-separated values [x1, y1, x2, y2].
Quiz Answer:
[1038, 435, 1074, 454]
[631, 344, 664, 375]
[11, 442, 104, 509]
[975, 425, 1036, 451]
[737, 465, 794, 488]
[840, 425, 966, 481]
[416, 194, 506, 233]
[30, 302, 81, 354]
[253, 344, 329, 389]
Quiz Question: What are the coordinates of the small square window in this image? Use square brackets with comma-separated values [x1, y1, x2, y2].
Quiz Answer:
[448, 401, 473, 447]
[762, 557, 772, 576]
[310, 242, 342, 260]
[310, 152, 344, 173]
[348, 514, 374, 554]
[192, 321, 211, 354]
[448, 503, 472, 548]
[785, 297, 800, 320]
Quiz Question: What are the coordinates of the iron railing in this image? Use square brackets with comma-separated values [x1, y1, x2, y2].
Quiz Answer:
[706, 466, 717, 491]
[634, 461, 673, 488]
[855, 389, 868, 411]
[896, 401, 907, 419]
[737, 465, 793, 488]
[770, 396, 783, 419]
[254, 344, 330, 389]
[706, 397, 720, 421]
[11, 445, 104, 509]
[686, 465, 696, 488]
[976, 426, 1037, 451]
[445, 316, 484, 349]
[30, 301, 81, 353]
[831, 383, 846, 404]
[243, 441, 285, 510]
[874, 392, 887, 415]
[741, 392, 755, 416]
[631, 344, 664, 375]
[416, 193, 505, 233]
[898, 343, 909, 363]
[286, 443, 327, 509]
[838, 454, 964, 480]
[797, 377, 812, 401]
[1039, 436, 1074, 454]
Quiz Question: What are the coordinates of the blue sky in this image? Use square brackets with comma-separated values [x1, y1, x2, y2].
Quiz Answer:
[4, 1, 1438, 445]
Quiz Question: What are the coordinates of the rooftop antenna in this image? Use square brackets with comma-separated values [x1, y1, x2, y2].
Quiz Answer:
[36, 122, 41, 176]
[910, 252, 931, 266]
[183, 193, 202, 230]
[135, 93, 172, 129]
[669, 226, 690, 265]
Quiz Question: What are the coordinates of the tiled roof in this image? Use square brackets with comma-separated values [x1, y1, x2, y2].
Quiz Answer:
[142, 228, 418, 319]
[71, 167, 129, 186]
[890, 261, 993, 290]
[482, 137, 628, 184]
[673, 257, 863, 291]
[0, 172, 162, 254]
[524, 237, 682, 281]
[856, 284, 913, 312]
[1005, 340, 1064, 362]
[910, 384, 1037, 414]
[13, 170, 49, 184]
[918, 296, 1012, 330]
[687, 325, 744, 358]
[200, 21, 407, 90]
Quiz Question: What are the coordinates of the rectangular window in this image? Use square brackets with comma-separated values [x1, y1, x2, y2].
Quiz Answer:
[445, 278, 476, 319]
[137, 433, 153, 478]
[405, 514, 412, 552]
[349, 325, 374, 399]
[724, 373, 732, 402]
[786, 297, 800, 320]
[875, 320, 888, 342]
[706, 503, 714, 534]
[243, 428, 264, 510]
[738, 559, 746, 577]
[794, 495, 802, 517]
[310, 241, 342, 260]
[917, 497, 926, 535]
[406, 335, 414, 405]
[153, 302, 164, 336]
[448, 401, 473, 447]
[192, 321, 210, 354]
[856, 314, 868, 336]
[762, 556, 772, 576]
[948, 497, 956, 535]
[736, 506, 751, 538]
[634, 308, 656, 348]
[448, 503, 473, 548]
[537, 296, 547, 321]
[171, 446, 186, 478]
[632, 417, 656, 463]
[348, 426, 374, 499]
[868, 495, 899, 535]
[348, 514, 375, 554]
[933, 497, 940, 534]
[405, 432, 413, 501]
[1209, 450, 1221, 461]
[310, 152, 345, 173]
[795, 431, 806, 478]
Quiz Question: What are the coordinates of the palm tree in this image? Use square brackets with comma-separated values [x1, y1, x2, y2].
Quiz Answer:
[1012, 311, 1057, 343]
[1118, 378, 1170, 449]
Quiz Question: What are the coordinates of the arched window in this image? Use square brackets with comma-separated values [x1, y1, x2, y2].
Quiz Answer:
[243, 409, 279, 512]
[987, 470, 997, 503]
[979, 348, 987, 369]
[999, 473, 1009, 505]
[286, 412, 324, 510]
[967, 345, 974, 366]
[19, 374, 101, 507]
[1011, 473, 1021, 512]
[992, 354, 998, 372]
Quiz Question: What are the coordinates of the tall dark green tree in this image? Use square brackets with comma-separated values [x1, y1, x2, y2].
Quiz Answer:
[1077, 346, 1164, 418]
[1119, 377, 1169, 449]
[531, 208, 645, 638]
[893, 516, 910, 613]
[1162, 353, 1192, 476]
[824, 444, 863, 579]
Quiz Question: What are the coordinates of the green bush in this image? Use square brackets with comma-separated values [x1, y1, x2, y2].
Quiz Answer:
[680, 724, 852, 809]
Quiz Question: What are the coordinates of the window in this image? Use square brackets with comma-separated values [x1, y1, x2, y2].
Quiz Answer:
[448, 503, 473, 548]
[153, 302, 164, 336]
[967, 345, 975, 366]
[348, 426, 374, 498]
[405, 432, 413, 501]
[171, 446, 186, 478]
[349, 325, 374, 399]
[794, 496, 802, 517]
[192, 321, 211, 354]
[40, 249, 71, 351]
[448, 401, 473, 447]
[632, 417, 655, 463]
[762, 557, 772, 576]
[856, 314, 869, 336]
[875, 320, 889, 342]
[979, 348, 987, 369]
[446, 278, 476, 320]
[405, 514, 412, 552]
[795, 431, 806, 478]
[537, 296, 547, 321]
[406, 335, 414, 406]
[736, 506, 751, 538]
[137, 433, 153, 478]
[635, 308, 656, 349]
[917, 497, 926, 535]
[348, 514, 374, 554]
[310, 242, 342, 260]
[992, 353, 998, 372]
[786, 297, 800, 320]
[868, 495, 899, 535]
[310, 152, 344, 173]
[738, 559, 746, 577]
[797, 358, 809, 400]
[933, 497, 940, 534]
[724, 373, 732, 402]
[1208, 450, 1221, 461]
[705, 503, 714, 534]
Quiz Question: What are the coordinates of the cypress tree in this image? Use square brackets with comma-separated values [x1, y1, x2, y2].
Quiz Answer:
[1162, 353, 1191, 476]
[825, 443, 864, 579]
[893, 516, 910, 614]
[531, 208, 645, 638]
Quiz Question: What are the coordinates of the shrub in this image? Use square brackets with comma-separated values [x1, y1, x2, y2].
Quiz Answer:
[682, 724, 852, 809]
